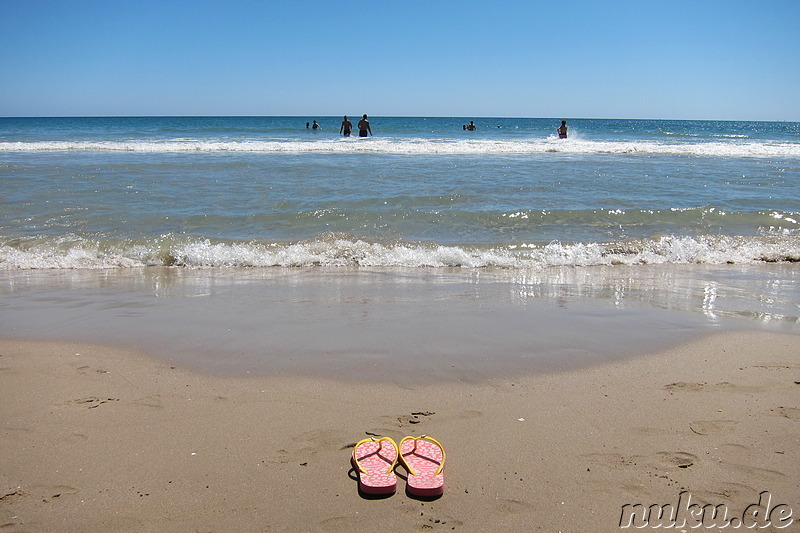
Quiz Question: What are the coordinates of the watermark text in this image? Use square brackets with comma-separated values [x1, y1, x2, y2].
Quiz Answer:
[620, 491, 793, 529]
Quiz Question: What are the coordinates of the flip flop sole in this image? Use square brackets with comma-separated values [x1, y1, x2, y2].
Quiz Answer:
[400, 437, 445, 497]
[352, 438, 398, 495]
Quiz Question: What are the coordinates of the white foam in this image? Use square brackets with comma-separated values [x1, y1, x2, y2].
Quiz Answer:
[2, 138, 799, 158]
[2, 235, 798, 270]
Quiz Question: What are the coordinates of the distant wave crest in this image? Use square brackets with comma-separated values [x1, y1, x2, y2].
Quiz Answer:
[2, 138, 799, 158]
[2, 234, 798, 269]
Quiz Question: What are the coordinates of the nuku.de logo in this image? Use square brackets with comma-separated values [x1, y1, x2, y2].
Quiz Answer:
[619, 490, 793, 529]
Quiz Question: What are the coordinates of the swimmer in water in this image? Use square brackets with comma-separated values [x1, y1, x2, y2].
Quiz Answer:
[358, 114, 372, 137]
[340, 116, 352, 137]
[558, 120, 568, 139]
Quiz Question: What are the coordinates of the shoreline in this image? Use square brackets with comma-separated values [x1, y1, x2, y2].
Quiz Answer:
[2, 331, 798, 531]
[2, 264, 798, 382]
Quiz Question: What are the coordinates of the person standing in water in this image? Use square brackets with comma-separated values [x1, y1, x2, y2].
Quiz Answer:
[358, 114, 372, 137]
[340, 115, 352, 137]
[557, 120, 568, 139]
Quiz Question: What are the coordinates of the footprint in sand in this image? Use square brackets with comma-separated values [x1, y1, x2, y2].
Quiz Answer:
[399, 410, 436, 426]
[581, 451, 697, 470]
[371, 411, 437, 432]
[293, 428, 350, 450]
[75, 365, 109, 376]
[644, 451, 698, 469]
[387, 408, 479, 429]
[273, 428, 358, 463]
[689, 419, 738, 435]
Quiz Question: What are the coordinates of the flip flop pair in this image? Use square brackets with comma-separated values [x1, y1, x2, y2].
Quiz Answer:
[352, 435, 446, 497]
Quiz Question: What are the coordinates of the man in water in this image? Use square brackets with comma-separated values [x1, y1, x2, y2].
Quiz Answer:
[466, 121, 476, 131]
[340, 116, 352, 137]
[358, 114, 372, 137]
[558, 120, 568, 139]
[312, 120, 320, 130]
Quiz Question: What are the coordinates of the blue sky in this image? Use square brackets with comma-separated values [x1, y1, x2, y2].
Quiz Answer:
[1, 0, 798, 120]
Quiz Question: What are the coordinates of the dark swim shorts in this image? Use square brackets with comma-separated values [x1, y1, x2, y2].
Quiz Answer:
[359, 129, 368, 137]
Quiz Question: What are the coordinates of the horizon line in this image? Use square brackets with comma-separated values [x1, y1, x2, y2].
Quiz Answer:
[1, 115, 797, 123]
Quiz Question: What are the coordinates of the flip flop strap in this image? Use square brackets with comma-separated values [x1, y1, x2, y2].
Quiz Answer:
[402, 435, 446, 476]
[353, 437, 398, 475]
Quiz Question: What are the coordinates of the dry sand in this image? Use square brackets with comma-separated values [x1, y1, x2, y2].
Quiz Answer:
[1, 331, 798, 532]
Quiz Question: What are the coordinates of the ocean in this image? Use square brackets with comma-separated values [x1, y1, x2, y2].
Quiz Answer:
[1, 116, 798, 379]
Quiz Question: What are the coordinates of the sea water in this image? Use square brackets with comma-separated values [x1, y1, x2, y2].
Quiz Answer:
[1, 117, 798, 378]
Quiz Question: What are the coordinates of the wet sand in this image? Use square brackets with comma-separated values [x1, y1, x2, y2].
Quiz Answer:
[2, 331, 798, 531]
[2, 265, 798, 381]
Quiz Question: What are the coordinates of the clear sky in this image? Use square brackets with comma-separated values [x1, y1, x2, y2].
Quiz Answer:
[1, 0, 798, 120]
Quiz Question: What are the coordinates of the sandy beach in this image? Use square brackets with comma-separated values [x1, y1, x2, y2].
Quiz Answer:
[3, 4, 799, 531]
[1, 331, 798, 532]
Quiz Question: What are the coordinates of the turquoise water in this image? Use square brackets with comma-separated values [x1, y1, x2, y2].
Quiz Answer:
[1, 116, 798, 268]
[1, 117, 799, 376]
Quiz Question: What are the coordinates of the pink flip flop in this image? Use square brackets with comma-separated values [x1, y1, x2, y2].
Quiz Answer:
[352, 437, 399, 495]
[399, 435, 446, 497]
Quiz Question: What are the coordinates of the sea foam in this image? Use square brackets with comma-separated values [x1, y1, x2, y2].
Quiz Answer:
[2, 138, 799, 158]
[2, 235, 798, 269]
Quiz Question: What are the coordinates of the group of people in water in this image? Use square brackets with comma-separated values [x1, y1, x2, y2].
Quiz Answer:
[463, 120, 568, 138]
[340, 115, 372, 137]
[306, 118, 569, 139]
[306, 115, 372, 137]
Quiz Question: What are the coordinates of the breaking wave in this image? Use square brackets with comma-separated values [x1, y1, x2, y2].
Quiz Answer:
[2, 138, 799, 158]
[2, 234, 798, 269]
